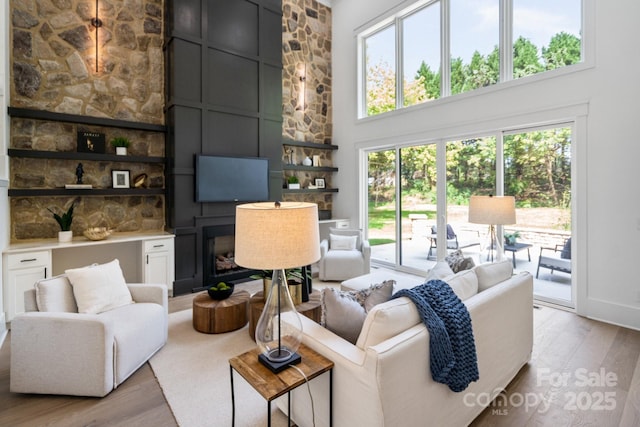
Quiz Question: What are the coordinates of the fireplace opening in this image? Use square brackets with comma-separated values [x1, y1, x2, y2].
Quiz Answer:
[199, 224, 258, 292]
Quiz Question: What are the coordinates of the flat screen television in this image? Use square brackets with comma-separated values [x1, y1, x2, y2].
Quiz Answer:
[195, 154, 269, 202]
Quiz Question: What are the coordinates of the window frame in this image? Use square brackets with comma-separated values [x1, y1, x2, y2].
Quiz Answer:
[357, 0, 590, 119]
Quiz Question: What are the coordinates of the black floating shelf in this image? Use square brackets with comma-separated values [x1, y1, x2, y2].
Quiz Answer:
[282, 188, 339, 194]
[8, 188, 165, 197]
[8, 107, 166, 132]
[282, 139, 338, 150]
[8, 149, 165, 164]
[283, 164, 338, 172]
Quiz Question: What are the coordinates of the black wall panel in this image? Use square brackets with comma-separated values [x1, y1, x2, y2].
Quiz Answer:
[166, 0, 283, 294]
[208, 0, 259, 55]
[207, 50, 258, 111]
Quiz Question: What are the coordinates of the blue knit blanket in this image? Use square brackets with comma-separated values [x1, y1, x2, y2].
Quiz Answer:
[392, 280, 479, 392]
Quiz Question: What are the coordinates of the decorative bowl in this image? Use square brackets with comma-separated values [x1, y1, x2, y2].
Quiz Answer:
[207, 283, 234, 300]
[83, 227, 112, 241]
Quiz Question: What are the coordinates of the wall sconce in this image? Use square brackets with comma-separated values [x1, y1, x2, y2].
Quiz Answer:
[91, 0, 102, 73]
[297, 63, 306, 111]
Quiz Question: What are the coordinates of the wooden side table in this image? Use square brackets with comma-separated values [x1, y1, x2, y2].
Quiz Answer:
[192, 290, 249, 334]
[229, 343, 333, 427]
[248, 290, 322, 340]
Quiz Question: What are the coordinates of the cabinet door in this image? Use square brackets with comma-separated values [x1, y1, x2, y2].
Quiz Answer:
[6, 252, 50, 321]
[145, 250, 171, 286]
[142, 238, 175, 293]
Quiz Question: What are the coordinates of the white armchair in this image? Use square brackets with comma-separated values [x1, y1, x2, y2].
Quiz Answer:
[10, 273, 168, 397]
[318, 228, 371, 281]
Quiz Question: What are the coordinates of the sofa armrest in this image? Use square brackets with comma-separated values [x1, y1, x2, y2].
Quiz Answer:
[127, 283, 168, 312]
[10, 312, 115, 397]
[320, 239, 329, 257]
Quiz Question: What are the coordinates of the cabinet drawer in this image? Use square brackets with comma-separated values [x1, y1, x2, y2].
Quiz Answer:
[334, 220, 350, 229]
[7, 251, 51, 269]
[144, 238, 173, 253]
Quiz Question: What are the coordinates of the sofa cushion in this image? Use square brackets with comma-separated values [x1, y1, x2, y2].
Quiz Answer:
[445, 269, 478, 301]
[34, 274, 78, 313]
[330, 233, 358, 250]
[321, 280, 394, 344]
[474, 260, 513, 292]
[445, 249, 476, 273]
[66, 259, 133, 314]
[356, 297, 421, 349]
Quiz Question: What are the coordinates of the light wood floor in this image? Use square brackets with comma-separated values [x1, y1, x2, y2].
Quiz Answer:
[1, 294, 638, 427]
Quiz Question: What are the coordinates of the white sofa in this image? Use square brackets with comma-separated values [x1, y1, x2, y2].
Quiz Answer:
[281, 260, 533, 427]
[10, 278, 168, 397]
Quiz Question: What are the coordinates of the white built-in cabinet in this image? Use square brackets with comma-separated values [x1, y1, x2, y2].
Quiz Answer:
[143, 238, 175, 290]
[3, 232, 175, 323]
[4, 251, 51, 322]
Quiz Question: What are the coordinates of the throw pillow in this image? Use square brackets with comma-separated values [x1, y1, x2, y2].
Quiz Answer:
[560, 238, 572, 259]
[329, 233, 358, 250]
[424, 261, 454, 282]
[321, 280, 394, 344]
[445, 250, 475, 273]
[65, 259, 133, 314]
[34, 274, 78, 313]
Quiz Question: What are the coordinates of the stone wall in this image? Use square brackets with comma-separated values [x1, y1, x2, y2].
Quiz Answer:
[9, 0, 165, 241]
[282, 0, 333, 211]
[10, 0, 164, 123]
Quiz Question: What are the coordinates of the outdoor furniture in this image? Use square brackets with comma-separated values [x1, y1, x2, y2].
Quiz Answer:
[428, 224, 481, 259]
[536, 238, 572, 278]
[504, 242, 533, 268]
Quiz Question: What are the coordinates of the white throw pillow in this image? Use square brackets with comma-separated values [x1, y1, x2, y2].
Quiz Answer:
[329, 233, 358, 250]
[65, 259, 133, 314]
[424, 261, 454, 282]
[34, 274, 78, 313]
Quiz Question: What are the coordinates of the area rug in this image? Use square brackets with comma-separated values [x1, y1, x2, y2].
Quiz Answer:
[149, 282, 291, 427]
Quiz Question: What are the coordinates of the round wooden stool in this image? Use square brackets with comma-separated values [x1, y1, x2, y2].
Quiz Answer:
[192, 290, 249, 334]
[248, 290, 322, 340]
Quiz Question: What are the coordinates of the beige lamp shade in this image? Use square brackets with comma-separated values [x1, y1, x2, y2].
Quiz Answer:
[468, 195, 516, 225]
[235, 201, 320, 270]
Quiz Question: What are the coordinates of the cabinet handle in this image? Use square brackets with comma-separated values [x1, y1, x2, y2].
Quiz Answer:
[20, 258, 37, 263]
[146, 255, 149, 264]
[153, 244, 164, 248]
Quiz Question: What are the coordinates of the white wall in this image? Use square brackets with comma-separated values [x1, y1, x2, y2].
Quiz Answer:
[331, 0, 640, 330]
[0, 0, 9, 344]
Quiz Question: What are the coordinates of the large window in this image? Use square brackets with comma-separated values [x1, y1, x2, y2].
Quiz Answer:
[360, 0, 583, 117]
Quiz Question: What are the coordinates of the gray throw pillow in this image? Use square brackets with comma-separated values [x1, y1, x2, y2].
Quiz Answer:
[321, 280, 394, 344]
[445, 250, 475, 273]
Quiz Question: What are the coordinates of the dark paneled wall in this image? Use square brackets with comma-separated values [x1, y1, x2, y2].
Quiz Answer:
[165, 0, 283, 294]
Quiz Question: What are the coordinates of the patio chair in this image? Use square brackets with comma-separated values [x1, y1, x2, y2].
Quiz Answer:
[428, 224, 480, 259]
[536, 237, 572, 278]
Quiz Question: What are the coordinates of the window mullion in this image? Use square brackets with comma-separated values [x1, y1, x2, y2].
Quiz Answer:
[500, 0, 513, 82]
[396, 18, 403, 111]
[441, 0, 450, 98]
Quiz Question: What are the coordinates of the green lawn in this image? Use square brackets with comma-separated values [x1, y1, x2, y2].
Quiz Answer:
[368, 202, 435, 230]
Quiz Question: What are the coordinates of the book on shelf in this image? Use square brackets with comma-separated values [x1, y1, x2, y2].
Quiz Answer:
[65, 184, 93, 189]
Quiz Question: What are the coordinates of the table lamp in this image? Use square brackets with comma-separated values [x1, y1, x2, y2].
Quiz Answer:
[235, 201, 320, 372]
[468, 195, 516, 262]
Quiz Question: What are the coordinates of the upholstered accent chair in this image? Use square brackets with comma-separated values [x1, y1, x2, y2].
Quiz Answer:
[318, 228, 371, 281]
[536, 237, 572, 278]
[10, 262, 168, 397]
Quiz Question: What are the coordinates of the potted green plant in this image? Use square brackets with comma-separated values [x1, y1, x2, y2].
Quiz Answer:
[504, 231, 520, 246]
[48, 204, 74, 243]
[287, 175, 300, 189]
[250, 270, 273, 297]
[110, 136, 131, 155]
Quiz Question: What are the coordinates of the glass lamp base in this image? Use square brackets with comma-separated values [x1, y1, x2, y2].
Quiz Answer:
[258, 348, 301, 373]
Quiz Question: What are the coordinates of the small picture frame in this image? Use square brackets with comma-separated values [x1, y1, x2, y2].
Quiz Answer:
[77, 131, 105, 153]
[112, 170, 130, 188]
[315, 178, 326, 189]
